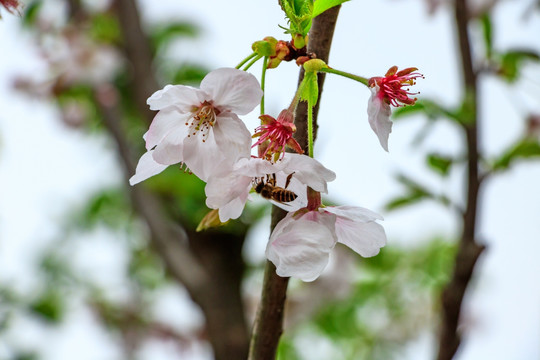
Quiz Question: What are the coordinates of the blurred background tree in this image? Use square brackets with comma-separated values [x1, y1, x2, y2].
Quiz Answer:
[0, 0, 539, 359]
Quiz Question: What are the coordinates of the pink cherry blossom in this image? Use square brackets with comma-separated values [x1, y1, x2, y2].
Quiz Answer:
[266, 205, 386, 282]
[204, 153, 336, 222]
[253, 109, 303, 161]
[130, 68, 263, 185]
[367, 66, 423, 151]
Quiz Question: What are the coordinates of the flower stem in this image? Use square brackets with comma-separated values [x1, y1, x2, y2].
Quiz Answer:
[236, 52, 257, 69]
[307, 100, 314, 157]
[319, 67, 369, 86]
[243, 55, 263, 71]
[260, 56, 268, 115]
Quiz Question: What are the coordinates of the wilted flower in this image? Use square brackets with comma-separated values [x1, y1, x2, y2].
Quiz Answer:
[368, 66, 423, 151]
[253, 109, 303, 160]
[205, 153, 336, 222]
[130, 68, 263, 185]
[266, 205, 386, 282]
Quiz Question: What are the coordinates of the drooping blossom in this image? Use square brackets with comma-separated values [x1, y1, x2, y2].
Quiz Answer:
[367, 66, 423, 151]
[266, 205, 386, 282]
[205, 153, 336, 222]
[0, 0, 21, 16]
[130, 68, 263, 185]
[252, 109, 303, 161]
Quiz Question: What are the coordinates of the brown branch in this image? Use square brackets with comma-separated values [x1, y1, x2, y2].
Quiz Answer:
[113, 0, 160, 124]
[436, 1, 486, 359]
[247, 6, 342, 360]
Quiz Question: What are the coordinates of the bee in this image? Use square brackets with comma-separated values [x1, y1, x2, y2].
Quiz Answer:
[254, 173, 297, 203]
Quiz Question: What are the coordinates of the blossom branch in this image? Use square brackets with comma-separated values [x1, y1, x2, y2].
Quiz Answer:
[436, 1, 486, 359]
[247, 6, 342, 360]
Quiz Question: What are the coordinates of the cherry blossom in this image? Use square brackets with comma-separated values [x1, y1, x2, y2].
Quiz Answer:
[130, 68, 263, 185]
[266, 205, 386, 281]
[204, 153, 336, 222]
[368, 66, 423, 151]
[253, 109, 303, 160]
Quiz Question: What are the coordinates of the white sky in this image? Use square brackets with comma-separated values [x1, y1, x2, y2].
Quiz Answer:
[1, 0, 540, 359]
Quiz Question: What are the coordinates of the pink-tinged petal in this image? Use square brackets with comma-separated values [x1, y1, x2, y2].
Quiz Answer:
[182, 129, 229, 181]
[151, 126, 188, 165]
[147, 84, 208, 112]
[335, 218, 386, 257]
[279, 153, 336, 193]
[323, 205, 384, 222]
[205, 171, 252, 221]
[129, 151, 168, 185]
[200, 68, 262, 115]
[367, 87, 392, 152]
[213, 112, 252, 163]
[144, 109, 189, 150]
[266, 212, 337, 282]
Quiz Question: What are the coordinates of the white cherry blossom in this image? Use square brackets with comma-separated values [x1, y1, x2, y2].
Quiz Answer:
[266, 205, 386, 282]
[130, 68, 262, 185]
[204, 153, 336, 222]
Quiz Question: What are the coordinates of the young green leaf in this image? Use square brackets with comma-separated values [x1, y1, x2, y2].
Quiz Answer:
[312, 0, 349, 18]
[299, 71, 319, 105]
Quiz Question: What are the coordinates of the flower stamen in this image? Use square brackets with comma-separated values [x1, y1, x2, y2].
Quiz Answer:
[187, 101, 220, 142]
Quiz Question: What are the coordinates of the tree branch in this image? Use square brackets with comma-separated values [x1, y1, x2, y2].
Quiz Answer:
[248, 6, 342, 360]
[436, 1, 486, 359]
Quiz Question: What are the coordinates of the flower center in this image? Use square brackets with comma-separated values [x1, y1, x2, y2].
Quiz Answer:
[186, 101, 220, 142]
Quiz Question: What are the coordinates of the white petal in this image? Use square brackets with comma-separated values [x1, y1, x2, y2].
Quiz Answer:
[205, 171, 252, 221]
[152, 126, 188, 165]
[144, 109, 188, 151]
[278, 153, 336, 193]
[129, 151, 168, 185]
[323, 205, 384, 222]
[147, 84, 208, 112]
[327, 206, 387, 257]
[200, 68, 262, 115]
[213, 113, 252, 164]
[266, 211, 337, 282]
[367, 87, 392, 152]
[182, 129, 228, 181]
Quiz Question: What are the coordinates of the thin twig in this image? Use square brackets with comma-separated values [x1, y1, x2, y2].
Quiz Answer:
[247, 6, 342, 360]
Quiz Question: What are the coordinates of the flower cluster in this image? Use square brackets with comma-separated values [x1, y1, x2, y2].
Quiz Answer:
[130, 67, 403, 281]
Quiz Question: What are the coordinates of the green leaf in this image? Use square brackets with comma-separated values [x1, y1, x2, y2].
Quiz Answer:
[312, 0, 349, 18]
[29, 290, 64, 323]
[279, 0, 314, 36]
[480, 13, 493, 59]
[89, 13, 121, 44]
[499, 50, 540, 83]
[385, 193, 427, 211]
[22, 0, 42, 27]
[427, 153, 453, 176]
[393, 99, 460, 123]
[150, 22, 199, 51]
[299, 71, 318, 105]
[493, 139, 540, 171]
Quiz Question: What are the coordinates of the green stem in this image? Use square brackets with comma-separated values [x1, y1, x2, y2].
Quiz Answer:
[307, 100, 314, 157]
[319, 67, 369, 86]
[243, 55, 263, 71]
[236, 52, 257, 69]
[260, 56, 268, 115]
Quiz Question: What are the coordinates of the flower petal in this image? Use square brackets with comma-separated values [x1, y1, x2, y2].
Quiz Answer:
[213, 112, 252, 164]
[151, 126, 188, 165]
[205, 170, 252, 221]
[147, 84, 208, 112]
[367, 87, 392, 152]
[129, 151, 168, 185]
[266, 212, 337, 282]
[325, 206, 387, 257]
[323, 205, 384, 222]
[278, 153, 336, 193]
[200, 68, 262, 115]
[144, 109, 189, 151]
